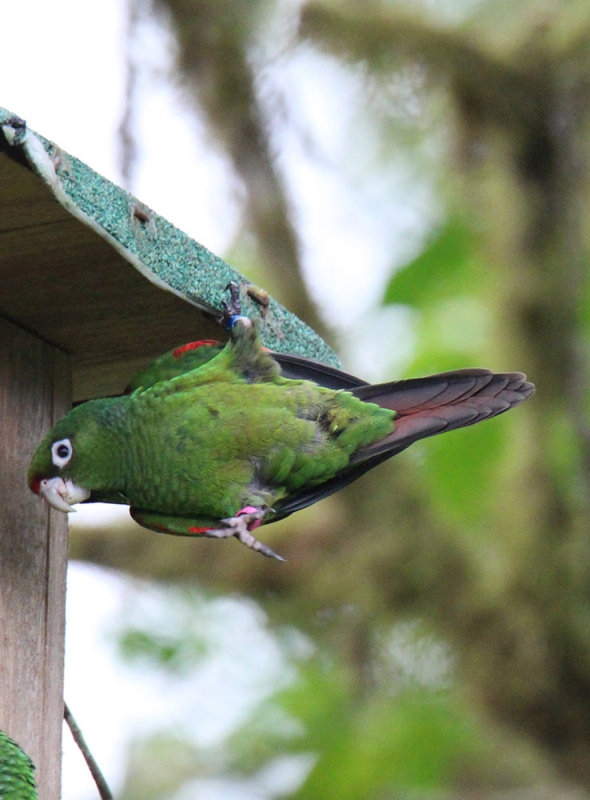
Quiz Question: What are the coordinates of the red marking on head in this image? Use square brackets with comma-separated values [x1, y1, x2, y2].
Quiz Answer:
[30, 477, 41, 494]
[189, 526, 213, 534]
[173, 340, 219, 359]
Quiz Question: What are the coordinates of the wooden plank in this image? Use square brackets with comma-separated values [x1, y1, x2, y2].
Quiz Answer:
[0, 216, 220, 361]
[0, 209, 220, 401]
[0, 316, 71, 798]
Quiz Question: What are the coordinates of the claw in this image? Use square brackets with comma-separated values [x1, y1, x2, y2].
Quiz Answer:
[220, 281, 246, 330]
[203, 506, 285, 561]
[235, 527, 285, 561]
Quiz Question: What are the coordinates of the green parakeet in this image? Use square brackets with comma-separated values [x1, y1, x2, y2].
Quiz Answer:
[28, 297, 534, 560]
[0, 732, 36, 800]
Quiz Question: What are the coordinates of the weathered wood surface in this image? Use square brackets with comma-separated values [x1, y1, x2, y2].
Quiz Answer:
[0, 316, 70, 798]
[0, 144, 221, 402]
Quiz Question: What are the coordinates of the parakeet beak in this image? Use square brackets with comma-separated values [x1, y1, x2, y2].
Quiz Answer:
[35, 477, 91, 513]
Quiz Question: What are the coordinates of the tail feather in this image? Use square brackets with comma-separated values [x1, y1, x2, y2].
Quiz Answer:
[352, 369, 534, 461]
[354, 369, 528, 413]
[272, 368, 534, 521]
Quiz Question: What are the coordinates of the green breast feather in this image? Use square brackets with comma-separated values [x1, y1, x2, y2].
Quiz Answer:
[0, 732, 36, 800]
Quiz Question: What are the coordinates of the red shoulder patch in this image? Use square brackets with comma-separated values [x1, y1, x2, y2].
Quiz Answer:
[189, 525, 213, 534]
[173, 340, 219, 359]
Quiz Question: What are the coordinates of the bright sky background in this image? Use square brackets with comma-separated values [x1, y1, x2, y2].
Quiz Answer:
[2, 1, 435, 796]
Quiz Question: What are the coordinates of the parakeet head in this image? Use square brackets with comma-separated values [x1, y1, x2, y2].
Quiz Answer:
[28, 400, 123, 512]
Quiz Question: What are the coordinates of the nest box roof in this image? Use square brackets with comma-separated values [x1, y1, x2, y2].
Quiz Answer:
[0, 109, 339, 401]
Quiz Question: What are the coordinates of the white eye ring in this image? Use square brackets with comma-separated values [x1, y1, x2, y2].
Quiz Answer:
[51, 438, 73, 468]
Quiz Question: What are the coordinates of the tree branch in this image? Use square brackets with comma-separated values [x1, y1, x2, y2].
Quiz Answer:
[64, 703, 113, 800]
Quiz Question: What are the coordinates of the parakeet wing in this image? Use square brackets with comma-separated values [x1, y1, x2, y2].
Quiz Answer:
[127, 338, 366, 392]
[125, 340, 223, 392]
[272, 353, 367, 390]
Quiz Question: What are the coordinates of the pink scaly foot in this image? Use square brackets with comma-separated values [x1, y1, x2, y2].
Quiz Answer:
[203, 505, 285, 561]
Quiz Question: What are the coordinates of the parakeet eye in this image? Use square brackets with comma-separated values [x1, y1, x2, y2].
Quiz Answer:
[51, 438, 73, 468]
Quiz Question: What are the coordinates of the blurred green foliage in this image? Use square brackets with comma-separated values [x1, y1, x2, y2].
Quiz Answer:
[384, 219, 482, 311]
[70, 0, 590, 797]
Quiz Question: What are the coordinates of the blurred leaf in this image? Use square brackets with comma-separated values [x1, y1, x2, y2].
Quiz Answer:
[225, 642, 503, 800]
[117, 627, 208, 672]
[401, 296, 494, 379]
[119, 732, 206, 800]
[287, 685, 495, 799]
[417, 414, 508, 528]
[384, 218, 483, 310]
